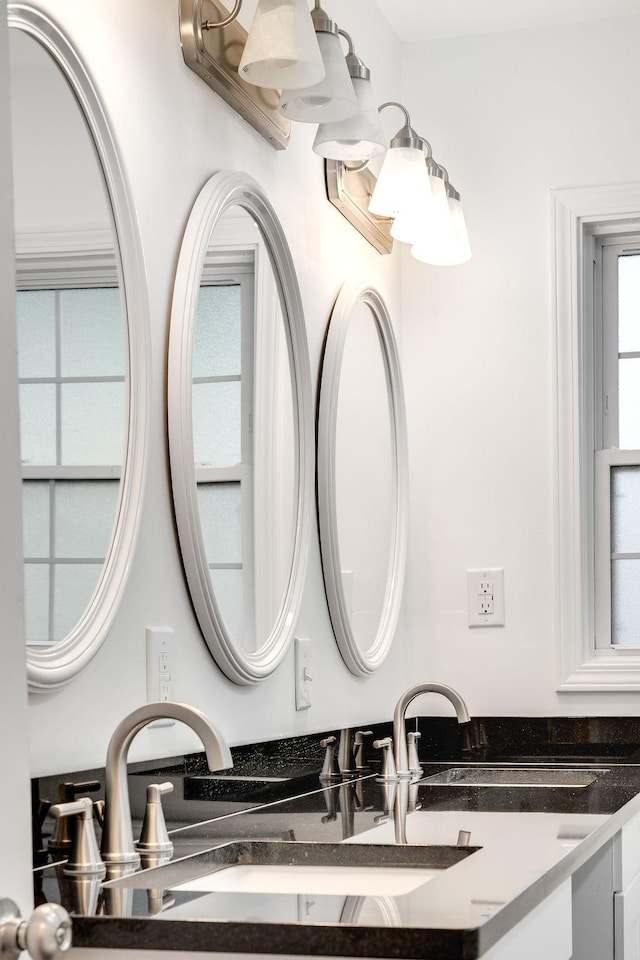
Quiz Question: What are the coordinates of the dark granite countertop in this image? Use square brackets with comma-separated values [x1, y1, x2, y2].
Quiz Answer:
[32, 718, 640, 958]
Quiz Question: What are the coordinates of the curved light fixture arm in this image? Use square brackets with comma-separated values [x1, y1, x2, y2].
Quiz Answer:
[202, 0, 243, 30]
[378, 100, 411, 128]
[419, 137, 433, 159]
[344, 102, 424, 174]
[337, 28, 354, 55]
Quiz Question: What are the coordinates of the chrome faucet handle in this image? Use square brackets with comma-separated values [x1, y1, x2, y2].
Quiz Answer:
[93, 799, 105, 828]
[48, 781, 101, 853]
[407, 731, 423, 775]
[353, 730, 373, 769]
[338, 728, 358, 776]
[48, 797, 105, 877]
[136, 782, 174, 856]
[319, 736, 340, 779]
[373, 737, 397, 781]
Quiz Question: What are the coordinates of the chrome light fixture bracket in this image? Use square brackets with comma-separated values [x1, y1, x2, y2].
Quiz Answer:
[339, 30, 370, 82]
[179, 0, 291, 150]
[325, 101, 426, 256]
[325, 159, 393, 255]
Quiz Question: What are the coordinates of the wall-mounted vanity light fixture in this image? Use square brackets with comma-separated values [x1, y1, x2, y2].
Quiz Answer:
[180, 0, 471, 261]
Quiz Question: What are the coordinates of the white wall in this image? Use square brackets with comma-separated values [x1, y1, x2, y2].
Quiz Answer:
[401, 14, 640, 715]
[17, 0, 412, 776]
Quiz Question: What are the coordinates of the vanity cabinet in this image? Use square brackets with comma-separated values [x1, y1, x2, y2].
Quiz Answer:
[615, 809, 640, 959]
[481, 880, 572, 960]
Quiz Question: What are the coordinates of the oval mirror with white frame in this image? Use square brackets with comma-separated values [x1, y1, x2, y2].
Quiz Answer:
[8, 5, 150, 690]
[317, 282, 408, 676]
[168, 171, 313, 684]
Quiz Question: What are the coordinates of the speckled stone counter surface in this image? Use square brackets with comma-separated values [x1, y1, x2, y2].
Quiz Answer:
[32, 718, 640, 959]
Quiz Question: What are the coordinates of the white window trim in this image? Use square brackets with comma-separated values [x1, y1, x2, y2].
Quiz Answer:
[553, 182, 640, 690]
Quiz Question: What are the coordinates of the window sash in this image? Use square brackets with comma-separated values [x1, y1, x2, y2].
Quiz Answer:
[594, 237, 640, 650]
[595, 449, 640, 648]
[194, 271, 256, 641]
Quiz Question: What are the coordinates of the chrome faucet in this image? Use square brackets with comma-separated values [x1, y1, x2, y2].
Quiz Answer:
[392, 683, 470, 778]
[101, 701, 232, 866]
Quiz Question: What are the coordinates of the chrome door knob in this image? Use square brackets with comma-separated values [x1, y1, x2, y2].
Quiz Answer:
[0, 900, 72, 960]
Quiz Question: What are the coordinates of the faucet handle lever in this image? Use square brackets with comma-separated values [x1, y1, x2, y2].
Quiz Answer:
[136, 782, 174, 856]
[48, 781, 101, 852]
[319, 736, 340, 780]
[48, 797, 105, 877]
[373, 737, 397, 781]
[353, 730, 373, 770]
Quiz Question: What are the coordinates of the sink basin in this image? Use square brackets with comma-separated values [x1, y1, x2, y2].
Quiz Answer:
[419, 767, 608, 788]
[173, 863, 440, 897]
[104, 839, 479, 897]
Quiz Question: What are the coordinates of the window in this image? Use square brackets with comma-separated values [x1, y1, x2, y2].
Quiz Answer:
[193, 261, 255, 646]
[17, 275, 125, 645]
[554, 183, 640, 689]
[594, 242, 640, 649]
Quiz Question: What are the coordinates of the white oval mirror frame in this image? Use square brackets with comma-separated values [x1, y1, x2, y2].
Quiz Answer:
[317, 281, 408, 677]
[168, 171, 313, 685]
[9, 4, 151, 691]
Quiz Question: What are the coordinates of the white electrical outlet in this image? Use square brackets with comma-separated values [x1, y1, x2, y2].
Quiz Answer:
[466, 569, 505, 627]
[295, 637, 312, 710]
[146, 628, 176, 726]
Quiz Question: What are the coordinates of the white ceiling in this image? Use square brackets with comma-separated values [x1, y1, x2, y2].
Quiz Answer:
[372, 0, 640, 42]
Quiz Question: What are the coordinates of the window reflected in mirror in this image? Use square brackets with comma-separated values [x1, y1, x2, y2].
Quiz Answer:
[10, 28, 127, 648]
[18, 286, 125, 643]
[190, 208, 296, 655]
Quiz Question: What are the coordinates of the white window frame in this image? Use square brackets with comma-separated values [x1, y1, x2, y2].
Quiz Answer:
[553, 183, 640, 690]
[594, 240, 640, 650]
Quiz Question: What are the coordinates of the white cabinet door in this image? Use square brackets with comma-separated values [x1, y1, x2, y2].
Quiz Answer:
[481, 880, 572, 960]
[0, 0, 35, 912]
[615, 871, 640, 960]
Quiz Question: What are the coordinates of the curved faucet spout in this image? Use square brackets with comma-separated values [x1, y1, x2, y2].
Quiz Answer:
[393, 683, 470, 779]
[101, 701, 232, 865]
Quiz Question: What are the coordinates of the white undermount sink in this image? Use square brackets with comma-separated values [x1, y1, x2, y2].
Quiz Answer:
[105, 840, 479, 901]
[172, 862, 441, 897]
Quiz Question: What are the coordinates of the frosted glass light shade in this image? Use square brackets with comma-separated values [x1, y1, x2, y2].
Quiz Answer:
[369, 147, 431, 218]
[280, 30, 357, 123]
[448, 196, 472, 263]
[389, 176, 443, 245]
[238, 0, 325, 89]
[312, 75, 386, 161]
[390, 206, 425, 245]
[411, 195, 471, 266]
